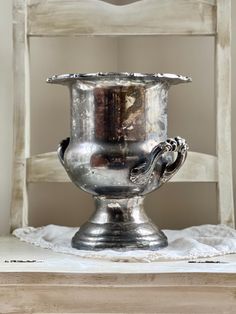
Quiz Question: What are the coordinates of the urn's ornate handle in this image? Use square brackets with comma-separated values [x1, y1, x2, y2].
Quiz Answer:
[161, 137, 188, 184]
[57, 137, 70, 166]
[129, 136, 188, 186]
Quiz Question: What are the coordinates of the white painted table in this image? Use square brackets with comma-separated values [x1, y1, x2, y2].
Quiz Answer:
[0, 236, 235, 313]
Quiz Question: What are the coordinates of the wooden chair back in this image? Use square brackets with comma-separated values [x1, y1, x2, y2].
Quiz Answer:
[11, 0, 234, 230]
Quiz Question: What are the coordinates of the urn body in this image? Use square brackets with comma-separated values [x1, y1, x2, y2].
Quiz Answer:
[48, 72, 190, 250]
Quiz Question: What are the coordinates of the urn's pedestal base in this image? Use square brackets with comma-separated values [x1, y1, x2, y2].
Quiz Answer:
[72, 196, 168, 251]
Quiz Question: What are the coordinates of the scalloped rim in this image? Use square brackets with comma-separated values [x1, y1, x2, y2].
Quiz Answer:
[47, 72, 192, 85]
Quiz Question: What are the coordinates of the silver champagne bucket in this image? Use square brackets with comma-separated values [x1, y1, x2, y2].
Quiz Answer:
[47, 72, 191, 250]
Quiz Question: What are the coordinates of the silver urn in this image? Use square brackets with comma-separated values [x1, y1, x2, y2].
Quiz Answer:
[47, 72, 191, 250]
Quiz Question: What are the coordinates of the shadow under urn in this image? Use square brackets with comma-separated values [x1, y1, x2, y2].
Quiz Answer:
[47, 72, 191, 251]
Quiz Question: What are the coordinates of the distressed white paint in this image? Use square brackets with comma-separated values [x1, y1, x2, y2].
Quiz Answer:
[11, 0, 30, 231]
[26, 151, 218, 183]
[27, 152, 69, 183]
[0, 236, 235, 313]
[216, 0, 234, 227]
[1, 237, 236, 274]
[27, 0, 216, 36]
[0, 284, 235, 313]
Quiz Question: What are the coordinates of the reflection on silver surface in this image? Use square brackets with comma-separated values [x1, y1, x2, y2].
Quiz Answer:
[48, 72, 191, 250]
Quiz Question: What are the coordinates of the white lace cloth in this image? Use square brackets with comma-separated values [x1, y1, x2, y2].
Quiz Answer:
[13, 224, 236, 263]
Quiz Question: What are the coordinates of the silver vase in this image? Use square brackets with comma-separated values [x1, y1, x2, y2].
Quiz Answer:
[47, 72, 191, 250]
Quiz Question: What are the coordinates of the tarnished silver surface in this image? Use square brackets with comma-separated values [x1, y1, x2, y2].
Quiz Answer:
[48, 72, 191, 251]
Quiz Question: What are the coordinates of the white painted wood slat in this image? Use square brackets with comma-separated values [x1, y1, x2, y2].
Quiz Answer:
[0, 237, 236, 313]
[26, 151, 218, 183]
[27, 0, 216, 36]
[215, 0, 234, 227]
[11, 0, 30, 231]
[1, 237, 236, 274]
[1, 285, 236, 313]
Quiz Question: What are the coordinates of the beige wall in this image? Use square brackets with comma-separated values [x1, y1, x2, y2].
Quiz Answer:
[0, 0, 235, 234]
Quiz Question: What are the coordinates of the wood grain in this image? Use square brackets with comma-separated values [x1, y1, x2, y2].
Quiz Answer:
[0, 237, 235, 313]
[11, 0, 30, 230]
[215, 0, 234, 227]
[0, 285, 235, 313]
[26, 151, 218, 183]
[27, 152, 69, 183]
[27, 0, 216, 36]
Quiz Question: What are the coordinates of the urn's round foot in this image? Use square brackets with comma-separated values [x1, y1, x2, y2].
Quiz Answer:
[71, 221, 168, 251]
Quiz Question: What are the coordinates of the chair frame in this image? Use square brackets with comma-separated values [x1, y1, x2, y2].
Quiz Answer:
[10, 0, 234, 231]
